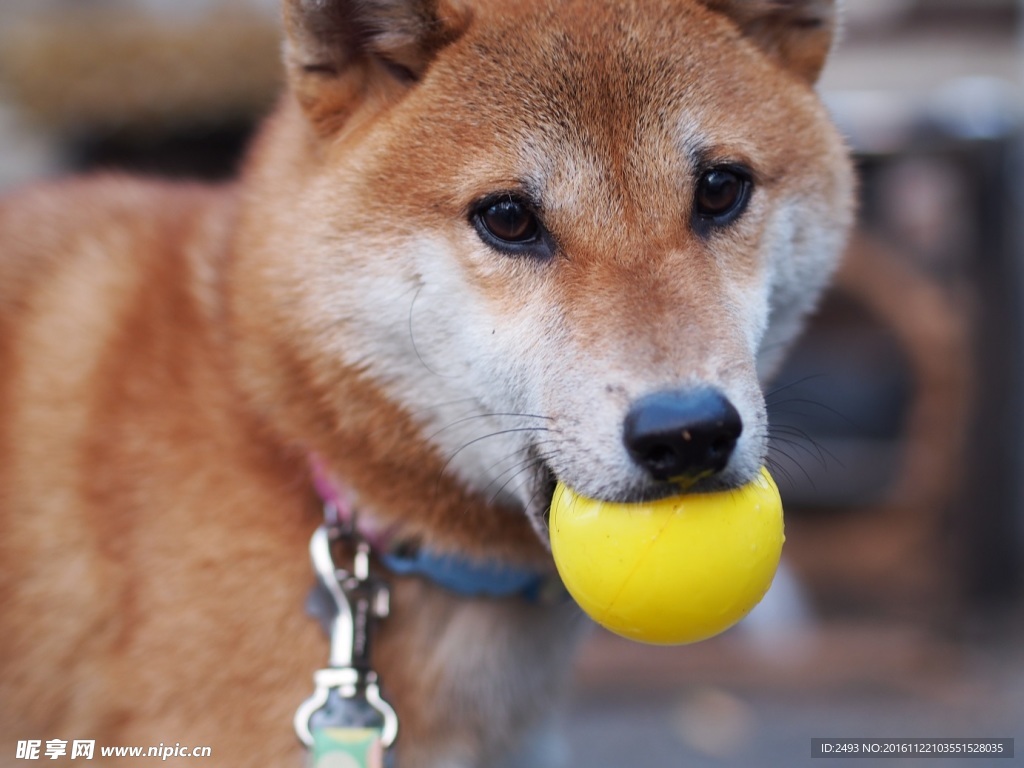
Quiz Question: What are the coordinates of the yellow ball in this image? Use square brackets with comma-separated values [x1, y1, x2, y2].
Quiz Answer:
[550, 467, 784, 645]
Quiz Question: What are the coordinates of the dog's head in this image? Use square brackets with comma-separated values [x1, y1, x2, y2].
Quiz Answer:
[235, 0, 854, 545]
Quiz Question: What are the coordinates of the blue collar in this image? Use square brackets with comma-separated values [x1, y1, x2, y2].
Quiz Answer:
[380, 547, 548, 600]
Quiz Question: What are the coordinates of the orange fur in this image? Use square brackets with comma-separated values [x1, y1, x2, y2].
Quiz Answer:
[1, 1, 854, 766]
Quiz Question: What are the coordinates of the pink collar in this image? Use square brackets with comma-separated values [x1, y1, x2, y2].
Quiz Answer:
[309, 454, 397, 551]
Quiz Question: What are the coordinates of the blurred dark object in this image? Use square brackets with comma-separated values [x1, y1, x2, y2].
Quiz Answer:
[843, 0, 1021, 39]
[774, 80, 1024, 624]
[67, 122, 255, 180]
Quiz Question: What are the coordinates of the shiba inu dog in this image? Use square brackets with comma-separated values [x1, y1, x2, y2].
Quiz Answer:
[0, 0, 854, 766]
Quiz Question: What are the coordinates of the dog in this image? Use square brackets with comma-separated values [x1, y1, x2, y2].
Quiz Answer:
[0, 0, 855, 765]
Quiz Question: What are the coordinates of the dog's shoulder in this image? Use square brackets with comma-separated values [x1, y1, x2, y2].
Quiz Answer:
[1, 175, 235, 316]
[0, 175, 240, 356]
[0, 175, 240, 488]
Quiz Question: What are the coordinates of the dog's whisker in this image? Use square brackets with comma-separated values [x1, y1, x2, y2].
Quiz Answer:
[452, 447, 557, 523]
[750, 424, 820, 488]
[524, 459, 559, 512]
[765, 443, 816, 488]
[760, 437, 801, 484]
[768, 434, 829, 471]
[425, 412, 554, 443]
[764, 373, 829, 401]
[483, 450, 558, 510]
[410, 396, 483, 414]
[407, 284, 461, 381]
[768, 427, 830, 468]
[764, 454, 799, 489]
[469, 443, 555, 497]
[770, 430, 823, 466]
[767, 397, 855, 428]
[767, 422, 844, 469]
[441, 427, 553, 469]
[431, 427, 553, 508]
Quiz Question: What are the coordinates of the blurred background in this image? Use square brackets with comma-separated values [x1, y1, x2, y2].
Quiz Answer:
[0, 1, 1022, 765]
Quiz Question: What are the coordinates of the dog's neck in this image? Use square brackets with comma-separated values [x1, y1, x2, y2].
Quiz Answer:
[309, 454, 552, 599]
[291, 397, 549, 568]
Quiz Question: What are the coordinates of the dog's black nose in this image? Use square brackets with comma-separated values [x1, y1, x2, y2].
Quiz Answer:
[623, 389, 742, 483]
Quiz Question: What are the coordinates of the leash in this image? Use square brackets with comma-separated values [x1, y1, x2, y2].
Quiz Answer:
[294, 508, 398, 768]
[295, 456, 559, 766]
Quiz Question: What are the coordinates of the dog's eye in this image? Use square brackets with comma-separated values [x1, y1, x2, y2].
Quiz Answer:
[477, 198, 540, 244]
[472, 195, 555, 258]
[693, 167, 752, 228]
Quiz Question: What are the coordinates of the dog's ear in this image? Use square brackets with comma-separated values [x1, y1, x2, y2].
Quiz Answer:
[700, 0, 838, 83]
[282, 0, 472, 132]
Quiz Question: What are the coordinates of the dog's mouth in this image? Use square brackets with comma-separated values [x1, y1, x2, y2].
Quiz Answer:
[521, 460, 690, 549]
[524, 457, 558, 548]
[521, 451, 757, 550]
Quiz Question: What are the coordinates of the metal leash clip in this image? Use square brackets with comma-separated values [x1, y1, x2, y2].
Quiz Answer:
[294, 514, 399, 766]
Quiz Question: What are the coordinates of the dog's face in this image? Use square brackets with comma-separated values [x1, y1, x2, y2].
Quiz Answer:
[240, 0, 854, 543]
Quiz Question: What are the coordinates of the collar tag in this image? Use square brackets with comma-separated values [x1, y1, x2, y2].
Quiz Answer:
[295, 522, 399, 758]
